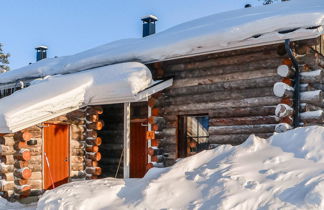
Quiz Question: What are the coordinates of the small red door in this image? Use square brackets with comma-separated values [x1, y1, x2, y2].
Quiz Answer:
[130, 121, 147, 178]
[43, 124, 69, 190]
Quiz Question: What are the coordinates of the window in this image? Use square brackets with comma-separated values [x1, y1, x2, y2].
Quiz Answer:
[178, 115, 209, 158]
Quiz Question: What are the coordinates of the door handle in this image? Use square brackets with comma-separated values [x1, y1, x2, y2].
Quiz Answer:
[64, 158, 68, 162]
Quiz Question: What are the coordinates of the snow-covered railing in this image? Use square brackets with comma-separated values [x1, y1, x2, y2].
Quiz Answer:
[0, 80, 30, 99]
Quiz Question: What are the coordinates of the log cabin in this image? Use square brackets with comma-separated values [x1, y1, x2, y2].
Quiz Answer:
[0, 0, 324, 201]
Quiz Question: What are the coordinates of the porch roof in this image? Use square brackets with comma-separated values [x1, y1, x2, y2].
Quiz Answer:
[0, 62, 172, 133]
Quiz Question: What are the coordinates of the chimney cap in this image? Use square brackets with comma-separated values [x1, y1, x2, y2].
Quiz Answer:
[141, 15, 158, 22]
[35, 45, 48, 50]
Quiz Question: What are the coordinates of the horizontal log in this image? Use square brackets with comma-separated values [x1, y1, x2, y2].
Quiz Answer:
[71, 140, 85, 149]
[0, 136, 15, 146]
[28, 164, 42, 172]
[70, 171, 86, 178]
[0, 145, 15, 155]
[161, 87, 273, 106]
[208, 133, 273, 145]
[172, 69, 276, 88]
[14, 131, 32, 142]
[66, 110, 86, 119]
[85, 159, 98, 167]
[86, 152, 101, 161]
[71, 163, 84, 171]
[275, 123, 292, 133]
[86, 114, 99, 122]
[29, 172, 42, 180]
[28, 146, 41, 156]
[85, 167, 102, 176]
[14, 185, 31, 196]
[163, 96, 281, 113]
[300, 103, 323, 112]
[277, 65, 294, 78]
[71, 148, 85, 156]
[86, 130, 98, 138]
[0, 155, 14, 165]
[148, 147, 164, 156]
[146, 162, 164, 169]
[151, 155, 165, 163]
[71, 156, 85, 164]
[1, 190, 14, 199]
[166, 76, 280, 97]
[300, 69, 324, 83]
[29, 155, 41, 165]
[300, 110, 324, 123]
[0, 164, 14, 173]
[15, 149, 31, 161]
[273, 82, 294, 98]
[86, 145, 99, 153]
[27, 180, 42, 190]
[14, 141, 28, 150]
[0, 180, 14, 191]
[14, 168, 32, 180]
[87, 121, 104, 130]
[86, 137, 102, 146]
[166, 49, 281, 72]
[300, 90, 324, 106]
[88, 106, 103, 115]
[209, 124, 276, 135]
[275, 104, 294, 118]
[167, 59, 281, 80]
[1, 173, 14, 181]
[209, 116, 279, 126]
[15, 179, 28, 186]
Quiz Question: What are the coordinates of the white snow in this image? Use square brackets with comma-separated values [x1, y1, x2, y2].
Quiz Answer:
[34, 126, 324, 210]
[0, 62, 152, 133]
[0, 0, 323, 84]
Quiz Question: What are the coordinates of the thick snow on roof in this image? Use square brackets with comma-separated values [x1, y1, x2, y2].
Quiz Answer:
[35, 126, 324, 210]
[0, 62, 152, 133]
[1, 0, 323, 84]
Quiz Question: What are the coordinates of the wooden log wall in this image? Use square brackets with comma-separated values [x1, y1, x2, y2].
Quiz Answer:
[274, 40, 324, 131]
[97, 104, 124, 178]
[67, 106, 103, 180]
[148, 39, 321, 165]
[0, 127, 41, 200]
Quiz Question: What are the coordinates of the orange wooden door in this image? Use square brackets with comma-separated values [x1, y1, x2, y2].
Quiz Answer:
[130, 122, 147, 178]
[43, 124, 69, 190]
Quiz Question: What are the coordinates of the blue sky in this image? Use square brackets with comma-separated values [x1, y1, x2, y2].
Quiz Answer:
[3, 0, 262, 69]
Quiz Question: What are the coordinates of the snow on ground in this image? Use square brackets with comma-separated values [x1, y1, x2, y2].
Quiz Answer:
[35, 126, 324, 210]
[0, 0, 323, 84]
[0, 198, 36, 210]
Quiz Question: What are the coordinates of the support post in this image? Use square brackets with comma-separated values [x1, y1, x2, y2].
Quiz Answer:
[123, 103, 130, 178]
[285, 39, 300, 128]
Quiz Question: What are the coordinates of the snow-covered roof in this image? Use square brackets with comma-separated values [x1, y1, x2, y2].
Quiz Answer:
[0, 62, 172, 133]
[0, 0, 323, 84]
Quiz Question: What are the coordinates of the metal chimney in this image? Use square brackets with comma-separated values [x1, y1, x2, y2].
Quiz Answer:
[35, 46, 48, 61]
[141, 15, 158, 37]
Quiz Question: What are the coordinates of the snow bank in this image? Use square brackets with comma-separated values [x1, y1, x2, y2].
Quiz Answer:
[1, 0, 324, 84]
[36, 126, 324, 210]
[0, 198, 36, 210]
[0, 62, 152, 133]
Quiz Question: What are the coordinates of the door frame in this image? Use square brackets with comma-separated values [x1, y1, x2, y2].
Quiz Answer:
[42, 123, 71, 189]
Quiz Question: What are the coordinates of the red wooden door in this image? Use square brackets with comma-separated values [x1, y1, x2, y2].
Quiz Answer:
[44, 124, 69, 190]
[130, 122, 147, 178]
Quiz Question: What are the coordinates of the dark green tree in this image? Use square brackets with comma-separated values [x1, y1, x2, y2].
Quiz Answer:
[0, 43, 10, 73]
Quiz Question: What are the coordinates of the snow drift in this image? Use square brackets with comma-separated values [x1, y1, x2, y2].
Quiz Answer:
[0, 0, 323, 84]
[34, 126, 324, 210]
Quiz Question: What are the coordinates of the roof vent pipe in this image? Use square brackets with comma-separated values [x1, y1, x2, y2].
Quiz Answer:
[35, 46, 48, 61]
[141, 15, 158, 37]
